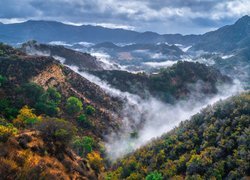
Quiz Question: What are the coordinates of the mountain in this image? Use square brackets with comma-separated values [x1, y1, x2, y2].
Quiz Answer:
[109, 92, 250, 179]
[192, 15, 250, 52]
[0, 20, 199, 45]
[1, 16, 250, 52]
[90, 61, 231, 103]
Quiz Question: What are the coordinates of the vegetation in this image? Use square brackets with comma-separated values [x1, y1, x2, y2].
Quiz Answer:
[85, 105, 96, 115]
[109, 92, 250, 179]
[87, 151, 104, 173]
[13, 106, 41, 128]
[0, 75, 7, 87]
[73, 136, 95, 156]
[77, 114, 93, 128]
[35, 87, 61, 116]
[146, 171, 163, 180]
[37, 118, 77, 148]
[66, 97, 83, 115]
[0, 119, 18, 142]
[91, 61, 231, 103]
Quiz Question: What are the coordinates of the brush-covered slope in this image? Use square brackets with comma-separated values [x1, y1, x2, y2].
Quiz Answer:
[0, 43, 123, 139]
[0, 43, 125, 179]
[108, 92, 250, 179]
[91, 61, 231, 103]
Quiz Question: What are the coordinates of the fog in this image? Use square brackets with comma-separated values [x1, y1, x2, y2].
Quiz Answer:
[24, 46, 245, 161]
[66, 65, 243, 161]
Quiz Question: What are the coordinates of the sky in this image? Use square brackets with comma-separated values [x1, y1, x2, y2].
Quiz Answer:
[0, 0, 250, 34]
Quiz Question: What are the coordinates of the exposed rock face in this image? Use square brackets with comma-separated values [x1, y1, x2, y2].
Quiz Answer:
[31, 64, 66, 89]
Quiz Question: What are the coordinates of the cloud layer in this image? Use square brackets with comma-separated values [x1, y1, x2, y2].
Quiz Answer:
[0, 0, 250, 34]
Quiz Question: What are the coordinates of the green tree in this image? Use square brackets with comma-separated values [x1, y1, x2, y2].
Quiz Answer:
[21, 83, 44, 104]
[146, 172, 163, 180]
[66, 97, 83, 115]
[37, 118, 76, 148]
[85, 105, 96, 115]
[77, 114, 92, 128]
[73, 136, 94, 156]
[35, 87, 61, 116]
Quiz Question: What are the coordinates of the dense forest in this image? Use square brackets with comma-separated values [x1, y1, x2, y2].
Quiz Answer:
[108, 92, 250, 179]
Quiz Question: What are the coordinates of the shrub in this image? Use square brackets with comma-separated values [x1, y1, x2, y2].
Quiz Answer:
[21, 83, 44, 104]
[77, 114, 92, 128]
[87, 151, 104, 173]
[0, 98, 18, 119]
[73, 136, 94, 156]
[146, 171, 163, 180]
[35, 87, 61, 116]
[35, 102, 59, 117]
[66, 97, 83, 115]
[0, 124, 18, 142]
[85, 105, 96, 115]
[13, 106, 41, 128]
[37, 118, 76, 148]
[40, 88, 61, 105]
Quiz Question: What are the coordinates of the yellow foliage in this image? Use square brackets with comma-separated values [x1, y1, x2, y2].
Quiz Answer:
[0, 124, 18, 142]
[87, 151, 104, 173]
[13, 106, 41, 128]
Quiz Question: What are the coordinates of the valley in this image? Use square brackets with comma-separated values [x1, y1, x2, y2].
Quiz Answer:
[0, 14, 249, 179]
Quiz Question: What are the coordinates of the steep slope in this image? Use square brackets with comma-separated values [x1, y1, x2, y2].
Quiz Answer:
[90, 61, 231, 103]
[0, 43, 123, 139]
[108, 92, 250, 179]
[0, 43, 126, 179]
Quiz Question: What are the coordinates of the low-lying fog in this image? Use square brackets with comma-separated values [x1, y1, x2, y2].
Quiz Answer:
[67, 65, 243, 161]
[25, 43, 246, 160]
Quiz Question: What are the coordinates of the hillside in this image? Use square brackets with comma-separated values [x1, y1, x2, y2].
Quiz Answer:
[0, 43, 124, 139]
[91, 61, 231, 103]
[108, 92, 250, 179]
[0, 43, 127, 178]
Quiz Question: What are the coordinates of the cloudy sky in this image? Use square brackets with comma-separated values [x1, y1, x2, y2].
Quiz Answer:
[0, 0, 250, 34]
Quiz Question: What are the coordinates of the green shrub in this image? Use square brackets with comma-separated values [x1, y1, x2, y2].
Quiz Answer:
[34, 87, 61, 116]
[85, 105, 96, 115]
[73, 136, 94, 156]
[146, 171, 163, 180]
[21, 83, 44, 104]
[77, 114, 92, 128]
[37, 118, 76, 148]
[35, 101, 59, 117]
[0, 99, 18, 119]
[66, 97, 83, 115]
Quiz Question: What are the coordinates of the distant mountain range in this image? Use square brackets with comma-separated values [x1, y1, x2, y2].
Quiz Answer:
[0, 16, 249, 52]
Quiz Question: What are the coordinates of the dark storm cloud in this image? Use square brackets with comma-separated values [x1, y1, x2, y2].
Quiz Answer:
[0, 0, 249, 34]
